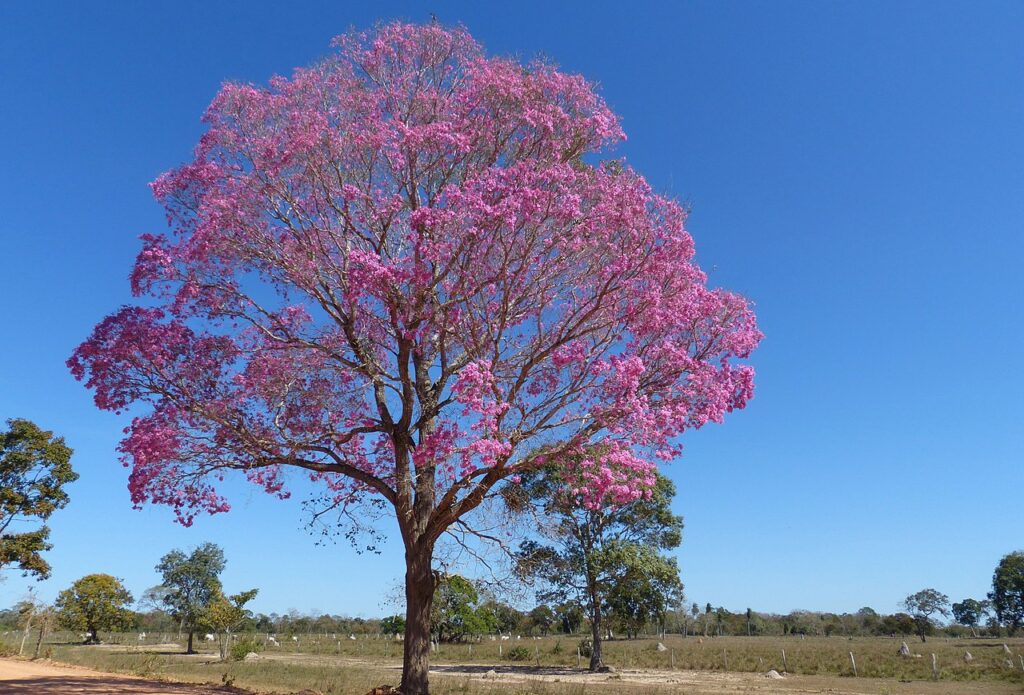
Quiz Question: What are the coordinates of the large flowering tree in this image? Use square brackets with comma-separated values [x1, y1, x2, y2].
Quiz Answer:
[69, 22, 760, 694]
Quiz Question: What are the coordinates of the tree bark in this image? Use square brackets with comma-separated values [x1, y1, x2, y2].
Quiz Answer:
[18, 611, 33, 656]
[186, 630, 195, 654]
[401, 540, 436, 695]
[588, 606, 604, 671]
[33, 616, 47, 659]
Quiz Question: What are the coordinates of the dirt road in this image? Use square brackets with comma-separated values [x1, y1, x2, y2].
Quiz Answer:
[0, 658, 241, 694]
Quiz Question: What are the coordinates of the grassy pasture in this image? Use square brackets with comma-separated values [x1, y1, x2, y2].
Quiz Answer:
[5, 631, 1024, 694]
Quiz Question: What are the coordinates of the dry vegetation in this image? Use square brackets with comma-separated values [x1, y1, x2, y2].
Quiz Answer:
[4, 632, 1022, 694]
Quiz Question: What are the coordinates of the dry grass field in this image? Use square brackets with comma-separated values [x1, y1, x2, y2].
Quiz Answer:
[3, 632, 1020, 694]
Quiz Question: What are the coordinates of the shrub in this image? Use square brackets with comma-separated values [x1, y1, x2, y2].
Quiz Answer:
[578, 638, 593, 658]
[505, 645, 532, 661]
[229, 635, 263, 661]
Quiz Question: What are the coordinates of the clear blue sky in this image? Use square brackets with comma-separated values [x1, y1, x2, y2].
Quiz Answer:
[1, 1, 1021, 619]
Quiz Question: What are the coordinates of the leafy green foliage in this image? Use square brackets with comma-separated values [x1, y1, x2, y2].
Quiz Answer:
[989, 551, 1024, 634]
[380, 614, 406, 635]
[951, 598, 989, 628]
[527, 604, 555, 636]
[504, 645, 532, 661]
[55, 574, 134, 642]
[202, 588, 258, 632]
[477, 598, 521, 635]
[229, 635, 263, 661]
[202, 588, 258, 661]
[430, 574, 495, 642]
[156, 542, 226, 652]
[554, 602, 584, 634]
[605, 545, 684, 638]
[0, 419, 77, 579]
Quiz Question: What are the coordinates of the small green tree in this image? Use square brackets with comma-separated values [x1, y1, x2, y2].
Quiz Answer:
[381, 614, 406, 635]
[989, 551, 1024, 635]
[55, 574, 133, 643]
[554, 602, 584, 635]
[527, 604, 555, 636]
[605, 548, 683, 638]
[201, 588, 258, 661]
[477, 598, 521, 636]
[902, 588, 949, 642]
[951, 598, 989, 637]
[156, 542, 225, 653]
[430, 575, 491, 642]
[513, 460, 683, 669]
[0, 419, 77, 580]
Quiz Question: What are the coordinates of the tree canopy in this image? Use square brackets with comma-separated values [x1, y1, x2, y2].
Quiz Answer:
[989, 551, 1024, 635]
[201, 587, 258, 660]
[0, 419, 77, 580]
[901, 588, 950, 642]
[55, 574, 134, 643]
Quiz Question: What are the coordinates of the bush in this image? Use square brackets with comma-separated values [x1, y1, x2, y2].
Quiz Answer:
[229, 636, 263, 661]
[578, 638, 592, 658]
[505, 645, 532, 661]
[550, 639, 563, 655]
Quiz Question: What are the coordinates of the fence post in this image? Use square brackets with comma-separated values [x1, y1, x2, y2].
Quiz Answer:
[849, 651, 857, 677]
[782, 649, 787, 672]
[931, 653, 939, 680]
[577, 646, 581, 668]
[671, 648, 675, 669]
[723, 649, 728, 670]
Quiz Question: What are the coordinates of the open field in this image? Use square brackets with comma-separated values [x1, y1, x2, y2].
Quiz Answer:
[2, 633, 1022, 694]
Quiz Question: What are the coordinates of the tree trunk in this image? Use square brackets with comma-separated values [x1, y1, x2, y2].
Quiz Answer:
[589, 607, 604, 671]
[19, 611, 33, 656]
[33, 617, 47, 659]
[401, 540, 435, 695]
[187, 630, 195, 654]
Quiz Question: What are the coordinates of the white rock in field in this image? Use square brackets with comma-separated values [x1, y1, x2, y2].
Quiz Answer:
[964, 651, 973, 662]
[898, 641, 911, 657]
[656, 642, 667, 652]
[243, 652, 261, 661]
[765, 669, 784, 679]
[483, 669, 498, 679]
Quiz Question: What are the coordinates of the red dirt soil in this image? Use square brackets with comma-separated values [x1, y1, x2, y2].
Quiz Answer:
[0, 657, 250, 695]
